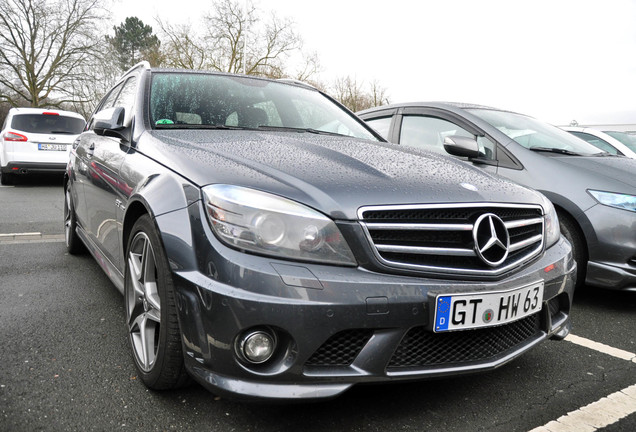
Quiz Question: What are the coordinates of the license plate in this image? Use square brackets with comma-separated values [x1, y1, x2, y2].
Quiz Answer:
[434, 281, 544, 332]
[38, 143, 67, 151]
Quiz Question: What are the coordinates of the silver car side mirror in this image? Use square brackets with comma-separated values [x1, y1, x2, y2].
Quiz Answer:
[443, 135, 480, 158]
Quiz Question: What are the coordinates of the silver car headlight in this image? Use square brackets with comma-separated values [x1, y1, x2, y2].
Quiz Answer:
[588, 190, 636, 213]
[202, 184, 357, 266]
[540, 194, 560, 247]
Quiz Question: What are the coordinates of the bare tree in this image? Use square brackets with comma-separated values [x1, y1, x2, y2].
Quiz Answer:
[369, 79, 390, 107]
[331, 76, 390, 112]
[157, 0, 314, 80]
[0, 0, 108, 108]
[62, 45, 122, 119]
[157, 20, 209, 70]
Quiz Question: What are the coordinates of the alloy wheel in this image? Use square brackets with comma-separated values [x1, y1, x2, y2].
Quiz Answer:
[64, 190, 73, 247]
[126, 231, 161, 373]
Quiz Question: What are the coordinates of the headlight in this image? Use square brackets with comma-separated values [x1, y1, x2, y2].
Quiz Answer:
[202, 184, 357, 265]
[540, 194, 560, 247]
[588, 190, 636, 212]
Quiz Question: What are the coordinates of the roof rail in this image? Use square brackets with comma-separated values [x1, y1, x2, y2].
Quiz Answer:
[120, 61, 151, 78]
[276, 78, 316, 90]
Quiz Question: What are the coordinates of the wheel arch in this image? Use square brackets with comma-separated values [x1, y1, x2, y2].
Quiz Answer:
[538, 190, 596, 252]
[122, 199, 151, 256]
[121, 172, 201, 271]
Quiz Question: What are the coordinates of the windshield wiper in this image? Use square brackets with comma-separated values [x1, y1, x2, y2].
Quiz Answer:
[256, 125, 344, 137]
[529, 147, 582, 156]
[590, 151, 618, 157]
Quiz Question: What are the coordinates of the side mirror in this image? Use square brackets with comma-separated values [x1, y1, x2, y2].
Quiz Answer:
[443, 135, 480, 158]
[93, 107, 129, 141]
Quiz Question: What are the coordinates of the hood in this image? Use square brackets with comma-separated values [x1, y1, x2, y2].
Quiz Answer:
[555, 155, 636, 190]
[138, 130, 544, 219]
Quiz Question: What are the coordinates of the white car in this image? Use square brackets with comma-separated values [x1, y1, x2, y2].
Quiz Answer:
[1, 107, 85, 185]
[562, 126, 636, 159]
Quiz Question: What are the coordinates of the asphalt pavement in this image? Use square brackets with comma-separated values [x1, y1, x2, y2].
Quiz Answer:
[1, 175, 634, 432]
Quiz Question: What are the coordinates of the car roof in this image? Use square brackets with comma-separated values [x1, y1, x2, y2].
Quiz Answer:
[121, 61, 318, 93]
[357, 101, 523, 117]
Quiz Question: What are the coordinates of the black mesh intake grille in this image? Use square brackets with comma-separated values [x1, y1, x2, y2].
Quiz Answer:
[548, 297, 560, 318]
[305, 329, 373, 366]
[387, 313, 540, 369]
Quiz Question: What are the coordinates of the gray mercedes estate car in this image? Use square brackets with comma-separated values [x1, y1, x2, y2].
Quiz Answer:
[359, 102, 636, 292]
[64, 64, 575, 400]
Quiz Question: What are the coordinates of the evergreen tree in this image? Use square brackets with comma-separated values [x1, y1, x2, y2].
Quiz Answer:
[107, 17, 161, 71]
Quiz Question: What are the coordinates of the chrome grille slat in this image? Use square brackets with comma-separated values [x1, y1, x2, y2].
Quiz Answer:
[366, 223, 473, 231]
[358, 203, 545, 276]
[376, 244, 475, 257]
[509, 234, 544, 252]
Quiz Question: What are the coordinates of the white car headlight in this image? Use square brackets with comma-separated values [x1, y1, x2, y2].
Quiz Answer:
[540, 194, 560, 247]
[202, 184, 357, 265]
[588, 190, 636, 213]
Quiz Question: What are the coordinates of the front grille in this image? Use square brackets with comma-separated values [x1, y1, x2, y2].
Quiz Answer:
[387, 313, 540, 370]
[305, 329, 373, 366]
[359, 203, 544, 276]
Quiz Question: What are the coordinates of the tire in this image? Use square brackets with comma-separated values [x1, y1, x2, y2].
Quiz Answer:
[125, 215, 190, 390]
[64, 187, 87, 254]
[557, 210, 587, 289]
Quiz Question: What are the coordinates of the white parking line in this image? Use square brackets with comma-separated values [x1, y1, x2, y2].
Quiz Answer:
[0, 232, 41, 237]
[529, 384, 636, 432]
[528, 335, 636, 431]
[565, 334, 636, 363]
[0, 232, 64, 244]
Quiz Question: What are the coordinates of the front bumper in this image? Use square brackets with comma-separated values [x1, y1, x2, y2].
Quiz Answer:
[583, 205, 636, 291]
[159, 203, 575, 400]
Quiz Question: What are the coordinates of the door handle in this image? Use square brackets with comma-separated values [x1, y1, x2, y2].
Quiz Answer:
[87, 143, 95, 156]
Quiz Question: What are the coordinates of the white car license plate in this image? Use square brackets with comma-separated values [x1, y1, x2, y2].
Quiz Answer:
[38, 143, 67, 151]
[434, 281, 544, 332]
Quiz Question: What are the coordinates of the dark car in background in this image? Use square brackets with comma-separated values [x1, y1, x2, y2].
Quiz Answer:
[359, 102, 636, 291]
[64, 64, 575, 400]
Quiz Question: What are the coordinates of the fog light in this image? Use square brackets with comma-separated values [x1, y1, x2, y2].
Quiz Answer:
[240, 330, 275, 364]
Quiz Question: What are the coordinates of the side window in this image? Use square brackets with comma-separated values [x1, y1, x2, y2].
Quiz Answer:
[400, 115, 496, 160]
[88, 82, 124, 130]
[365, 117, 392, 140]
[400, 116, 472, 154]
[476, 136, 497, 160]
[98, 83, 124, 112]
[113, 77, 137, 114]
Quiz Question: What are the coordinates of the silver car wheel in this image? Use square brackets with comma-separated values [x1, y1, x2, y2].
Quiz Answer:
[64, 189, 72, 247]
[126, 231, 161, 373]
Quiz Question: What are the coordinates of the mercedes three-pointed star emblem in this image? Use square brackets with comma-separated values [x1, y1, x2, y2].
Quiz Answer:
[473, 213, 510, 267]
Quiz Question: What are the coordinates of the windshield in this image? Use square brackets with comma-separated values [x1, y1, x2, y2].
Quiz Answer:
[468, 109, 603, 156]
[149, 72, 377, 140]
[604, 131, 636, 152]
[11, 114, 85, 134]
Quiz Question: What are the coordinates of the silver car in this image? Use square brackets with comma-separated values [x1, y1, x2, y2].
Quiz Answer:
[359, 102, 636, 291]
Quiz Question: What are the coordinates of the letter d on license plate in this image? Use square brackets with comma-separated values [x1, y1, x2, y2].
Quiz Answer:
[434, 281, 544, 332]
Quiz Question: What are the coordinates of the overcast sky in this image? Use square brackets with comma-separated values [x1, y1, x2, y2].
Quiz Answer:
[113, 0, 636, 126]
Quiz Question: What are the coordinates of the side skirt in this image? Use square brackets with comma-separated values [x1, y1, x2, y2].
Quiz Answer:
[76, 224, 125, 294]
